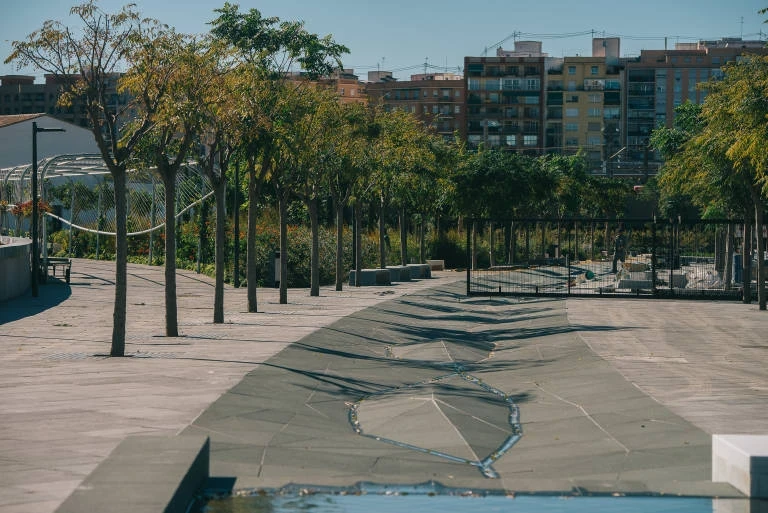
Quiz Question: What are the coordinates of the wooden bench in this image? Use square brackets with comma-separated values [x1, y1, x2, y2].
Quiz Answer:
[46, 257, 72, 283]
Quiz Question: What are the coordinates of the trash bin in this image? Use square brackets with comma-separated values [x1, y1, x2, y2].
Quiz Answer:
[733, 254, 742, 284]
[273, 251, 281, 288]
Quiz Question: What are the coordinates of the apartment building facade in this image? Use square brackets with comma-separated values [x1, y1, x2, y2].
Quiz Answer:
[0, 74, 129, 128]
[365, 71, 465, 141]
[622, 38, 768, 178]
[463, 52, 548, 154]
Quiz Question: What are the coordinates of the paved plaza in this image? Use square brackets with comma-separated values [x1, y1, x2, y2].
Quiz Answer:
[1, 259, 767, 512]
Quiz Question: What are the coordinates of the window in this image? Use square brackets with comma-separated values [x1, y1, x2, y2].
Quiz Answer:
[523, 135, 537, 146]
[591, 66, 599, 75]
[340, 88, 345, 96]
[485, 79, 500, 91]
[468, 79, 480, 91]
[566, 95, 579, 103]
[433, 90, 438, 97]
[605, 79, 620, 90]
[565, 108, 579, 117]
[587, 122, 601, 131]
[487, 135, 501, 147]
[503, 78, 521, 90]
[565, 123, 579, 131]
[526, 78, 540, 90]
[567, 81, 576, 91]
[587, 135, 602, 146]
[432, 105, 439, 114]
[588, 94, 601, 103]
[588, 107, 600, 117]
[603, 107, 620, 119]
[454, 105, 461, 114]
[505, 107, 518, 118]
[488, 92, 500, 103]
[566, 137, 579, 146]
[523, 95, 539, 104]
[506, 135, 517, 146]
[568, 66, 576, 75]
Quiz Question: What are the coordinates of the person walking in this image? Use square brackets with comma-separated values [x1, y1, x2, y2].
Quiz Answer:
[612, 228, 627, 273]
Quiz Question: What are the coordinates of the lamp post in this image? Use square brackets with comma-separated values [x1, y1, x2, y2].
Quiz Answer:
[31, 121, 65, 297]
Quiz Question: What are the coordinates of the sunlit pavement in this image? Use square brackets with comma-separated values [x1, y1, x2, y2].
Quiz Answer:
[1, 258, 766, 512]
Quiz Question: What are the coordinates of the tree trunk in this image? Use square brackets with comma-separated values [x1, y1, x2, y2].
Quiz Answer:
[279, 191, 288, 304]
[489, 221, 495, 267]
[743, 217, 752, 304]
[246, 163, 258, 312]
[504, 222, 512, 264]
[335, 199, 344, 291]
[163, 171, 178, 337]
[213, 177, 226, 324]
[753, 196, 766, 310]
[724, 223, 734, 289]
[399, 207, 407, 266]
[354, 201, 362, 286]
[471, 221, 478, 270]
[379, 195, 387, 269]
[110, 168, 127, 357]
[419, 214, 426, 263]
[309, 196, 320, 297]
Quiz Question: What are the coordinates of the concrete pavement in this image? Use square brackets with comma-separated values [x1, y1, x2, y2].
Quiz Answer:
[1, 258, 767, 512]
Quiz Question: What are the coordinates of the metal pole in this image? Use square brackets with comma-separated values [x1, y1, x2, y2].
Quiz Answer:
[233, 160, 240, 288]
[68, 180, 75, 257]
[196, 174, 204, 274]
[31, 123, 39, 297]
[96, 180, 103, 260]
[149, 178, 156, 265]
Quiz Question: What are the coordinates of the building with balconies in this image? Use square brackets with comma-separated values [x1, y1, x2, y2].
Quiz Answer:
[365, 72, 465, 141]
[463, 53, 548, 154]
[622, 38, 768, 179]
[545, 38, 623, 175]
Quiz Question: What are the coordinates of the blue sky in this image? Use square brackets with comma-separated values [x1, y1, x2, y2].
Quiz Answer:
[2, 0, 766, 80]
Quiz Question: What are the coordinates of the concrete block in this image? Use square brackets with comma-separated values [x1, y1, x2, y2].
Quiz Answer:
[712, 434, 768, 498]
[386, 265, 411, 282]
[56, 435, 210, 513]
[349, 269, 391, 286]
[616, 279, 652, 291]
[426, 259, 445, 271]
[406, 263, 432, 279]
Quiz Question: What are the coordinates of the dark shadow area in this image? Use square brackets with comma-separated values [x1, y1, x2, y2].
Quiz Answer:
[0, 281, 72, 325]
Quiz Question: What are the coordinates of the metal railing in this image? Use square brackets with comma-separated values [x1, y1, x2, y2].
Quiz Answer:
[466, 218, 745, 300]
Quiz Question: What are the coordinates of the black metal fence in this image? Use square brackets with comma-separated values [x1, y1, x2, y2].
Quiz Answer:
[466, 218, 746, 300]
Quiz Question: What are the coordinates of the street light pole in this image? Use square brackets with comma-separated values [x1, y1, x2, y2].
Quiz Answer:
[31, 121, 65, 297]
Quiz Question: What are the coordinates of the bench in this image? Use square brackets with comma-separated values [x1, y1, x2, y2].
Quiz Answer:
[712, 434, 768, 497]
[406, 263, 432, 279]
[349, 269, 391, 286]
[426, 259, 445, 271]
[46, 257, 72, 283]
[386, 265, 411, 282]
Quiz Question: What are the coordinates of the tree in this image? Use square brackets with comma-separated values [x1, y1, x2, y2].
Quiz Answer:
[6, 2, 160, 356]
[122, 30, 207, 336]
[696, 55, 768, 309]
[288, 86, 341, 296]
[210, 2, 347, 307]
[190, 38, 238, 324]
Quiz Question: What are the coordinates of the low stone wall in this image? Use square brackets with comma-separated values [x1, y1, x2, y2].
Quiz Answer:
[0, 237, 30, 302]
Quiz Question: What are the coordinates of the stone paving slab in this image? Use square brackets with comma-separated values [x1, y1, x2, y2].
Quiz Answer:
[0, 258, 457, 513]
[2, 258, 767, 512]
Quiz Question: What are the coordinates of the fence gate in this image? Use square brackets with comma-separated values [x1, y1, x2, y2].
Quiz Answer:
[466, 218, 744, 301]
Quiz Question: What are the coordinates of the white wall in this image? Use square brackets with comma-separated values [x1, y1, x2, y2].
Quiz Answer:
[0, 116, 100, 169]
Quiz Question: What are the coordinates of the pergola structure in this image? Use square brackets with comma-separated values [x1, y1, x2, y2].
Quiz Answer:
[0, 154, 214, 263]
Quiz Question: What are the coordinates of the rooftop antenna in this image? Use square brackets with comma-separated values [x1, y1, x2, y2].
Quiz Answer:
[740, 16, 744, 39]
